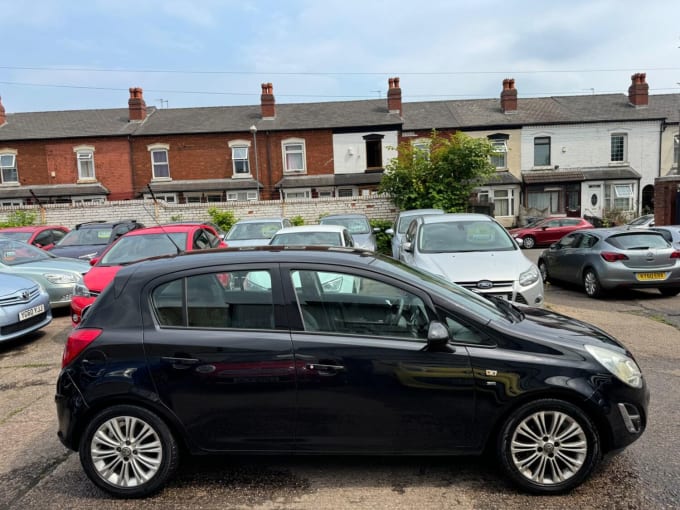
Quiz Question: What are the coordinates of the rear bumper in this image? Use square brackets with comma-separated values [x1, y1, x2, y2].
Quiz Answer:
[55, 370, 88, 451]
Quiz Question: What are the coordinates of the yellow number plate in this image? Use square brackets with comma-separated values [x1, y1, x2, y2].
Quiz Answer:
[636, 272, 666, 281]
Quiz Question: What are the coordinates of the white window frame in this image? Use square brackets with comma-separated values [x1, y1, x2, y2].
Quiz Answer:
[610, 133, 627, 164]
[411, 138, 431, 159]
[336, 187, 357, 198]
[533, 136, 551, 167]
[490, 140, 508, 169]
[74, 145, 96, 181]
[226, 190, 258, 201]
[72, 195, 105, 205]
[143, 192, 177, 203]
[282, 138, 306, 173]
[147, 144, 171, 180]
[317, 187, 334, 198]
[283, 188, 312, 200]
[0, 150, 19, 184]
[492, 188, 515, 217]
[0, 199, 23, 206]
[605, 182, 635, 212]
[228, 140, 251, 178]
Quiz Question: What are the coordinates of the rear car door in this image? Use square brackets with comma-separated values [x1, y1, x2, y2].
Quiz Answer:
[143, 265, 297, 452]
[282, 263, 475, 453]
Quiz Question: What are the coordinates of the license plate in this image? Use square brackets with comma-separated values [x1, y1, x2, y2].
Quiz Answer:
[636, 272, 666, 281]
[19, 304, 45, 321]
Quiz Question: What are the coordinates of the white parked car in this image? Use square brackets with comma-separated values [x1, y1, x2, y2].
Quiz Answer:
[385, 208, 444, 259]
[269, 225, 354, 248]
[399, 213, 544, 306]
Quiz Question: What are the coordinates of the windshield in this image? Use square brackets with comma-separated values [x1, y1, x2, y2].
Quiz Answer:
[0, 232, 31, 242]
[56, 227, 112, 246]
[627, 215, 652, 226]
[0, 239, 52, 266]
[418, 220, 516, 253]
[270, 232, 343, 246]
[321, 217, 370, 234]
[226, 222, 282, 240]
[100, 233, 187, 265]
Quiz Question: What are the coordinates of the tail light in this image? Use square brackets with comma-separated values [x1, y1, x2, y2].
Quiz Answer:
[671, 251, 680, 259]
[62, 328, 102, 368]
[601, 251, 629, 262]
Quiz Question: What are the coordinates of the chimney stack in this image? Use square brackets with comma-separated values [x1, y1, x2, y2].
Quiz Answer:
[0, 96, 5, 126]
[387, 77, 402, 116]
[260, 83, 275, 119]
[128, 87, 147, 121]
[628, 73, 649, 108]
[501, 78, 518, 113]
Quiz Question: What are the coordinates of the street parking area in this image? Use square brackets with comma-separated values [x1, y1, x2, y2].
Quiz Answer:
[1, 290, 679, 509]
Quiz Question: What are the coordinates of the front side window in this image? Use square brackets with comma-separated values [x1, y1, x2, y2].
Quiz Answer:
[283, 141, 305, 173]
[533, 137, 551, 167]
[0, 153, 18, 183]
[291, 269, 430, 340]
[610, 134, 627, 163]
[153, 271, 275, 329]
[76, 150, 95, 180]
[151, 149, 170, 179]
[232, 147, 250, 175]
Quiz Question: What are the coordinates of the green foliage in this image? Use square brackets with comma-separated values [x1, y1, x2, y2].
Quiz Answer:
[290, 215, 305, 226]
[0, 210, 37, 228]
[369, 218, 393, 256]
[207, 207, 238, 232]
[169, 214, 183, 222]
[601, 208, 630, 227]
[379, 130, 498, 212]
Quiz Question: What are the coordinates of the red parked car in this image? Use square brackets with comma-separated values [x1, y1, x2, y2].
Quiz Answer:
[70, 223, 226, 325]
[509, 217, 594, 249]
[0, 225, 69, 250]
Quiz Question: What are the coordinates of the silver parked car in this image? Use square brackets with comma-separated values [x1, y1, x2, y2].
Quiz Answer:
[385, 208, 444, 259]
[650, 225, 680, 250]
[0, 238, 90, 308]
[319, 214, 378, 251]
[400, 213, 544, 306]
[224, 217, 292, 247]
[0, 273, 52, 343]
[269, 225, 354, 247]
[538, 228, 680, 298]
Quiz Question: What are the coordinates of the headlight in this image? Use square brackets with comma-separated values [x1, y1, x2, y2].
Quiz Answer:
[73, 283, 92, 298]
[519, 265, 540, 286]
[43, 273, 77, 284]
[585, 344, 643, 388]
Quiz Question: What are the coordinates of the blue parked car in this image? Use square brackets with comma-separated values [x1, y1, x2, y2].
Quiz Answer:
[0, 273, 52, 343]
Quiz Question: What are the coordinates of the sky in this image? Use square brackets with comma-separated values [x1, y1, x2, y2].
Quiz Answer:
[1, 0, 679, 113]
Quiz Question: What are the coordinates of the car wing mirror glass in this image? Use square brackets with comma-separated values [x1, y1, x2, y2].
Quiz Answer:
[385, 228, 394, 236]
[515, 237, 524, 247]
[403, 241, 413, 253]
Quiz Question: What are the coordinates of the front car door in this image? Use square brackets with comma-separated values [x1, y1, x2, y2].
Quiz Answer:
[143, 265, 297, 452]
[282, 263, 475, 453]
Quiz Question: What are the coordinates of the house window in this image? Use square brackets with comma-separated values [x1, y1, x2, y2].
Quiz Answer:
[232, 147, 250, 176]
[76, 150, 95, 180]
[226, 191, 257, 201]
[0, 199, 23, 206]
[674, 134, 679, 166]
[283, 188, 311, 200]
[477, 190, 489, 205]
[283, 140, 306, 173]
[490, 140, 508, 168]
[611, 134, 626, 163]
[337, 188, 357, 198]
[363, 134, 384, 169]
[605, 183, 634, 211]
[72, 196, 105, 205]
[143, 192, 177, 203]
[493, 189, 514, 216]
[0, 154, 18, 184]
[528, 190, 560, 214]
[317, 188, 334, 198]
[150, 149, 170, 179]
[412, 139, 431, 159]
[533, 137, 551, 167]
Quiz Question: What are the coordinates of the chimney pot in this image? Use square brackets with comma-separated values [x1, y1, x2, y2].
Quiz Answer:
[260, 82, 276, 118]
[628, 72, 649, 108]
[128, 87, 147, 121]
[500, 78, 518, 113]
[387, 76, 402, 116]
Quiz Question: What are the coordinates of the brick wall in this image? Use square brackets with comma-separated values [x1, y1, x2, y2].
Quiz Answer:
[0, 195, 399, 229]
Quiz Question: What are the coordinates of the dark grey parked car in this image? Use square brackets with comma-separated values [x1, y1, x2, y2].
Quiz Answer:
[319, 213, 378, 251]
[538, 228, 680, 298]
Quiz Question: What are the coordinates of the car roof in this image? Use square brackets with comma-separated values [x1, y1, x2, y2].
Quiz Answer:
[420, 213, 493, 224]
[273, 225, 347, 235]
[577, 227, 667, 237]
[233, 217, 287, 224]
[321, 214, 369, 220]
[124, 225, 206, 236]
[0, 225, 66, 232]
[76, 220, 139, 229]
[397, 208, 444, 217]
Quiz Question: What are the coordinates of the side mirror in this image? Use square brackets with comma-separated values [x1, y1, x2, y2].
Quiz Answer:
[550, 243, 559, 250]
[427, 321, 450, 347]
[403, 241, 413, 253]
[373, 227, 381, 233]
[385, 228, 394, 236]
[515, 237, 524, 247]
[89, 257, 100, 266]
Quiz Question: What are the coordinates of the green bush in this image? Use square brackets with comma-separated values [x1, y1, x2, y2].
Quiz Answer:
[370, 218, 393, 256]
[0, 210, 37, 228]
[207, 207, 238, 232]
[290, 215, 305, 226]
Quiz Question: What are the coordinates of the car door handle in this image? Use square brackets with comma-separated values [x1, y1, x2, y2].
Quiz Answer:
[306, 363, 345, 374]
[161, 356, 200, 367]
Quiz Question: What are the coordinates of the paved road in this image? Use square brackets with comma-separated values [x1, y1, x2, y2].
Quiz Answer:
[1, 289, 679, 509]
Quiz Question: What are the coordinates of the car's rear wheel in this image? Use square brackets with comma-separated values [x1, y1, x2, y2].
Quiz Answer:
[79, 405, 178, 498]
[659, 287, 680, 297]
[538, 260, 550, 283]
[522, 236, 536, 249]
[583, 269, 603, 298]
[498, 399, 601, 494]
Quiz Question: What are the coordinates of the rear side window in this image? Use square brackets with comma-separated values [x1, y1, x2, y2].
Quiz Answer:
[606, 233, 669, 250]
[152, 270, 274, 330]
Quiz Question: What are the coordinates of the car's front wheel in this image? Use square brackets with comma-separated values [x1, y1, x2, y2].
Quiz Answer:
[538, 260, 550, 283]
[498, 399, 601, 494]
[522, 236, 536, 249]
[79, 405, 179, 498]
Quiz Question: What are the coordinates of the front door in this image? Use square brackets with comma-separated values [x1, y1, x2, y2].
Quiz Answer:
[584, 182, 604, 219]
[283, 265, 476, 453]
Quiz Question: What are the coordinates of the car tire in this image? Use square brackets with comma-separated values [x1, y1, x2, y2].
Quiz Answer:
[522, 236, 536, 249]
[659, 287, 680, 297]
[497, 399, 601, 494]
[583, 269, 603, 298]
[79, 405, 179, 498]
[538, 260, 550, 283]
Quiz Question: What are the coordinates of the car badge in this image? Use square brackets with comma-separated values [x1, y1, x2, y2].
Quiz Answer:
[477, 280, 493, 289]
[21, 291, 30, 300]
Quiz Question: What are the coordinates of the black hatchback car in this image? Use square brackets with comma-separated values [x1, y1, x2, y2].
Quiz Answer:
[56, 247, 648, 498]
[48, 219, 145, 260]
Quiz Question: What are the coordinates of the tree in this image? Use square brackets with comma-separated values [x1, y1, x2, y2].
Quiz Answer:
[379, 131, 498, 212]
